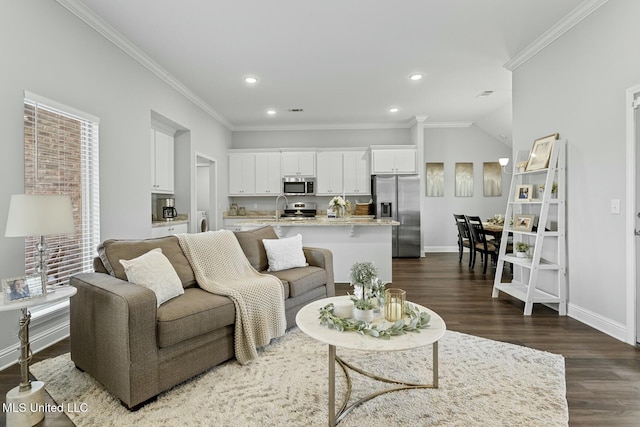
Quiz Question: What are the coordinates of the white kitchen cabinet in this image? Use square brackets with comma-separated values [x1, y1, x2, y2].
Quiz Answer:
[150, 129, 175, 194]
[316, 151, 344, 195]
[343, 150, 370, 195]
[371, 147, 417, 174]
[281, 151, 315, 176]
[228, 153, 256, 195]
[151, 222, 188, 238]
[255, 152, 282, 195]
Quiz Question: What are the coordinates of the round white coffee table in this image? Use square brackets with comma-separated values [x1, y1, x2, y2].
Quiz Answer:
[296, 295, 446, 426]
[0, 286, 77, 427]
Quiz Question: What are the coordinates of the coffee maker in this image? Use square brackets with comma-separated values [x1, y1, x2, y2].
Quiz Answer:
[157, 198, 178, 221]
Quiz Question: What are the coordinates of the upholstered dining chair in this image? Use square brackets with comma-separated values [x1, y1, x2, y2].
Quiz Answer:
[465, 215, 498, 274]
[453, 214, 472, 267]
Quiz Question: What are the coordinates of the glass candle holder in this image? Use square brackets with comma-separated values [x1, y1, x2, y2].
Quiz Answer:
[384, 288, 406, 322]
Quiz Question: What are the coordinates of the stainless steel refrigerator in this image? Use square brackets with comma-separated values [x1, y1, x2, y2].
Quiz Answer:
[371, 174, 421, 258]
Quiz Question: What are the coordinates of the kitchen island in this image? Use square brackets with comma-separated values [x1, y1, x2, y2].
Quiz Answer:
[234, 217, 399, 283]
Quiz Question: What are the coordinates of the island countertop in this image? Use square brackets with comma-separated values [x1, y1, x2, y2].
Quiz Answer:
[232, 218, 400, 227]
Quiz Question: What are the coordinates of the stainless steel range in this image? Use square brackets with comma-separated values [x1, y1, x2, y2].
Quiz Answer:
[281, 201, 317, 219]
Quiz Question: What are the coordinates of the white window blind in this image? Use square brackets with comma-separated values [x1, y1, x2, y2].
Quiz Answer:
[23, 93, 100, 287]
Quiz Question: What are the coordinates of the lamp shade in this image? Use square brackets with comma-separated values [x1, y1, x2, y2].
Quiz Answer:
[498, 157, 510, 166]
[5, 194, 75, 237]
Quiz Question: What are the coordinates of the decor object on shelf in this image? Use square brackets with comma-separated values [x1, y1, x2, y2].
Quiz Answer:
[384, 288, 406, 322]
[514, 184, 533, 202]
[512, 214, 536, 232]
[538, 182, 558, 198]
[525, 133, 559, 171]
[5, 194, 75, 295]
[514, 241, 531, 258]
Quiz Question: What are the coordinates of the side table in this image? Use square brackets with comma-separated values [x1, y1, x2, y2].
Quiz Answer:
[0, 286, 77, 427]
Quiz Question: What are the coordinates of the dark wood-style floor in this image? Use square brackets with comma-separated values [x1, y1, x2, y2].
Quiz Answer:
[1, 253, 639, 426]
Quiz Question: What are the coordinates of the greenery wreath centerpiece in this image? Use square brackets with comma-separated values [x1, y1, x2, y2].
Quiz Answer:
[318, 302, 431, 339]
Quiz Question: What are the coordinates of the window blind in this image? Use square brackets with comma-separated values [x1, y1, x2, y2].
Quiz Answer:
[23, 94, 100, 287]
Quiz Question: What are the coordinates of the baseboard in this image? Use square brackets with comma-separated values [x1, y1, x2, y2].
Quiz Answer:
[425, 246, 458, 253]
[567, 302, 629, 344]
[0, 307, 71, 372]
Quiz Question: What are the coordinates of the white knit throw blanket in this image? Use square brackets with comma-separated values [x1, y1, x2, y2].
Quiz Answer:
[176, 230, 286, 365]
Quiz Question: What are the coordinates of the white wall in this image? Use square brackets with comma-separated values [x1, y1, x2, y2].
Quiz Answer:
[0, 0, 231, 364]
[232, 128, 411, 148]
[423, 126, 511, 251]
[512, 1, 640, 340]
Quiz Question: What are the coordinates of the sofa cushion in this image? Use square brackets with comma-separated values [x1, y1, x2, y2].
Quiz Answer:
[119, 248, 184, 307]
[262, 234, 308, 272]
[156, 288, 235, 348]
[98, 236, 197, 288]
[267, 266, 326, 298]
[233, 226, 278, 271]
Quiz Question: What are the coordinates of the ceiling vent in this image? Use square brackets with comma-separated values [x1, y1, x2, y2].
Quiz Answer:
[287, 108, 304, 112]
[476, 90, 494, 98]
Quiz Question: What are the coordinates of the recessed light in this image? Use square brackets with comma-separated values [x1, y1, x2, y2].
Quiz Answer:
[244, 76, 258, 84]
[266, 109, 277, 115]
[389, 107, 399, 113]
[409, 73, 423, 81]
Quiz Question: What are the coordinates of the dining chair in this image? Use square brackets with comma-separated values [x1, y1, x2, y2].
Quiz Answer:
[465, 215, 499, 274]
[453, 214, 472, 267]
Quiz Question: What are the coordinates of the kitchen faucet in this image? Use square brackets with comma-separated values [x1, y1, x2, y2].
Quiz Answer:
[274, 195, 289, 222]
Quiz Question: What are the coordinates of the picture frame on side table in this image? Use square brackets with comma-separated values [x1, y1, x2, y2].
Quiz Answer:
[515, 184, 533, 201]
[525, 133, 559, 171]
[2, 276, 40, 303]
[512, 214, 536, 232]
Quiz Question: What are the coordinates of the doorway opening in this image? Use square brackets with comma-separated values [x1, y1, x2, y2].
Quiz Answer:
[195, 153, 217, 232]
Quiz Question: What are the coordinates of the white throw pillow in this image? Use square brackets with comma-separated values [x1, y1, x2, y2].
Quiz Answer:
[119, 248, 184, 307]
[262, 234, 308, 272]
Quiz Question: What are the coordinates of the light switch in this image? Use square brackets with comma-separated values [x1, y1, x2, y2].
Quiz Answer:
[611, 199, 620, 214]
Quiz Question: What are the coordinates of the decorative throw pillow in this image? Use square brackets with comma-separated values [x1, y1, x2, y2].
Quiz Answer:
[119, 248, 184, 307]
[262, 234, 308, 272]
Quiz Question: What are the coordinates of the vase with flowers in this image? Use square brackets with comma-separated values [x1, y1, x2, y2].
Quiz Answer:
[329, 196, 347, 218]
[349, 261, 378, 322]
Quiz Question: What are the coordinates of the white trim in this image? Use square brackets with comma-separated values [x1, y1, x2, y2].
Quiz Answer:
[24, 90, 100, 124]
[504, 0, 609, 71]
[55, 0, 233, 130]
[232, 121, 420, 132]
[625, 84, 640, 345]
[567, 302, 628, 343]
[423, 122, 473, 128]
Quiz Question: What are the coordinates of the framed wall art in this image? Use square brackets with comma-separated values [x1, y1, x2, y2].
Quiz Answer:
[512, 214, 536, 232]
[525, 133, 558, 171]
[455, 162, 473, 197]
[425, 162, 444, 197]
[515, 184, 533, 201]
[483, 161, 502, 197]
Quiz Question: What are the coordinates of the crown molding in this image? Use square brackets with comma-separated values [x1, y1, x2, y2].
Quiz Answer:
[55, 0, 233, 130]
[423, 122, 473, 128]
[504, 0, 609, 71]
[232, 120, 422, 132]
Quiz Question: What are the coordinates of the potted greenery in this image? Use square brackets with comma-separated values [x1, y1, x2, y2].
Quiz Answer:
[514, 241, 530, 258]
[349, 261, 378, 322]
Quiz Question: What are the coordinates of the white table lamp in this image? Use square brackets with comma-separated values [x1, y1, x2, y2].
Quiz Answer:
[5, 194, 75, 295]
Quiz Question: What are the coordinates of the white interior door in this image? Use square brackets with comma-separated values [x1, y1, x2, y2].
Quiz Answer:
[635, 96, 640, 345]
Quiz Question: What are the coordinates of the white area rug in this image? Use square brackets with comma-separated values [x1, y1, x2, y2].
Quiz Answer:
[31, 329, 567, 426]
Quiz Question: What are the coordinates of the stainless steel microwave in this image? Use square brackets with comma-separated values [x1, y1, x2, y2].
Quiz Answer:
[283, 177, 315, 195]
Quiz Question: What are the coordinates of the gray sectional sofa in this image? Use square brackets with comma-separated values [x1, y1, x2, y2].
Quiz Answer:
[69, 226, 334, 409]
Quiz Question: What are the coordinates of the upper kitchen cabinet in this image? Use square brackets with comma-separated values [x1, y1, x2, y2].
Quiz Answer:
[281, 151, 316, 176]
[316, 151, 344, 195]
[254, 152, 282, 195]
[343, 149, 370, 194]
[370, 146, 417, 174]
[228, 152, 256, 195]
[150, 128, 175, 194]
